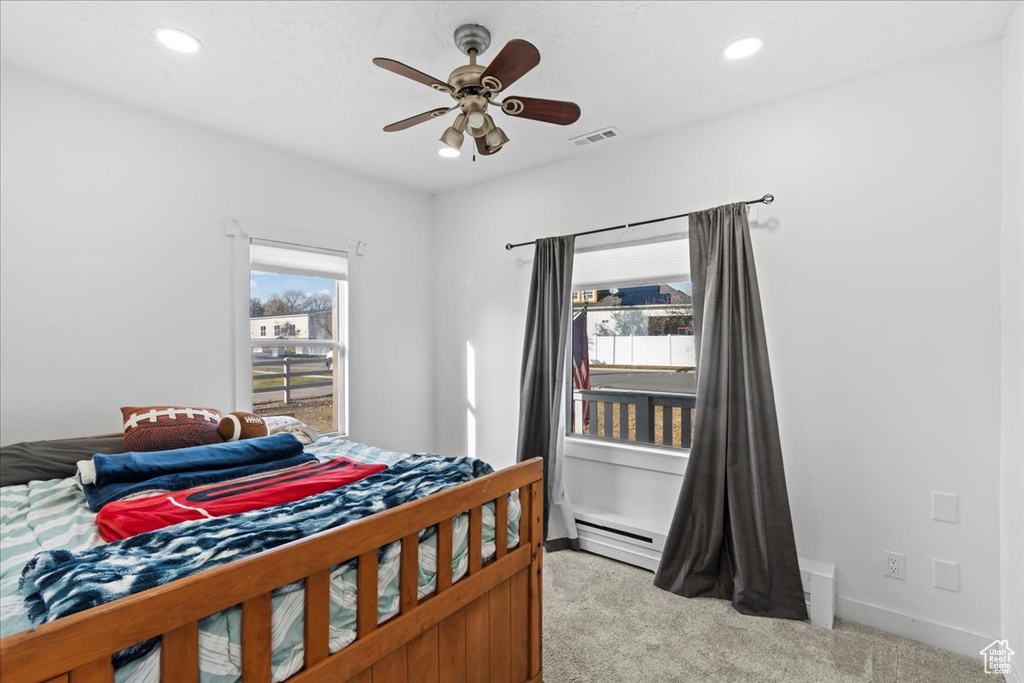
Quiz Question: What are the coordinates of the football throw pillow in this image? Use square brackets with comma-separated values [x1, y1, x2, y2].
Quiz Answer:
[218, 412, 270, 441]
[121, 406, 223, 452]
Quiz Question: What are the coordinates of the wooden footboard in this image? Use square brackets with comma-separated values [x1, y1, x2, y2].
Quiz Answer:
[0, 458, 544, 683]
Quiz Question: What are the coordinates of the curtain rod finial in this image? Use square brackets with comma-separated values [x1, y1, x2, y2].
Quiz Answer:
[762, 194, 774, 205]
[505, 242, 514, 250]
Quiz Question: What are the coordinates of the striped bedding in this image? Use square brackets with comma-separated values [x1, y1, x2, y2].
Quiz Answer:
[0, 435, 520, 683]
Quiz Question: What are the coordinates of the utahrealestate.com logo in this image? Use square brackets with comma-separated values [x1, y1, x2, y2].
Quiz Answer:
[980, 639, 1015, 676]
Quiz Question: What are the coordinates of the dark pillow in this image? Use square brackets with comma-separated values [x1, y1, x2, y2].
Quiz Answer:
[121, 406, 223, 452]
[0, 437, 124, 487]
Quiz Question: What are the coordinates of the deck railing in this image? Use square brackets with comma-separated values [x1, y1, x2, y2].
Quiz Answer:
[571, 388, 697, 450]
[252, 356, 332, 404]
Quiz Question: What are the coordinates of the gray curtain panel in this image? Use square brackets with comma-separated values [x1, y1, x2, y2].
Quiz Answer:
[516, 235, 579, 551]
[654, 203, 807, 620]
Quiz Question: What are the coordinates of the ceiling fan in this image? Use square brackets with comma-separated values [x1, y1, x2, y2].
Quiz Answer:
[373, 24, 581, 157]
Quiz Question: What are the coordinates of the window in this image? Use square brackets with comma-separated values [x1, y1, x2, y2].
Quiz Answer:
[568, 238, 695, 450]
[248, 238, 347, 434]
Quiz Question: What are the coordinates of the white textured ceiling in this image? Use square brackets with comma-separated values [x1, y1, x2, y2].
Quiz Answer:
[0, 1, 1015, 193]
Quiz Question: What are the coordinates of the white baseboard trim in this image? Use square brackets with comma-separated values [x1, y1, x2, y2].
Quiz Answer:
[836, 596, 998, 660]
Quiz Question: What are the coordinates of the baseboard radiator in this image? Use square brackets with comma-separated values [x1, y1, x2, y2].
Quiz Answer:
[574, 510, 666, 573]
[575, 511, 835, 629]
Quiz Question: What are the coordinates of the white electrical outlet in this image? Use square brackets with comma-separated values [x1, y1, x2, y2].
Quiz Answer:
[883, 550, 905, 580]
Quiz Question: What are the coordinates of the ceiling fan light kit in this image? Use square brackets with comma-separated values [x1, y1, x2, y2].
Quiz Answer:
[439, 112, 467, 153]
[485, 126, 510, 152]
[374, 23, 581, 157]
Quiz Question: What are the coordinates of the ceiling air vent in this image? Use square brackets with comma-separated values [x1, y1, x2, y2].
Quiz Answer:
[570, 127, 623, 149]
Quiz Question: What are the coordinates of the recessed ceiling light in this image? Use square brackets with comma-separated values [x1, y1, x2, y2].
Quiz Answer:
[153, 27, 202, 54]
[438, 147, 460, 158]
[723, 36, 762, 61]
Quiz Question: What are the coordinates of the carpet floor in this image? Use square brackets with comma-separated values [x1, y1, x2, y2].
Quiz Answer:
[543, 550, 990, 683]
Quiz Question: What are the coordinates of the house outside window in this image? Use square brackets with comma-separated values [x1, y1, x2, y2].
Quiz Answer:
[572, 290, 598, 304]
[260, 325, 266, 337]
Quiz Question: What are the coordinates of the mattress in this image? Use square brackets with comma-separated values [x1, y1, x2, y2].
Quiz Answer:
[0, 435, 520, 682]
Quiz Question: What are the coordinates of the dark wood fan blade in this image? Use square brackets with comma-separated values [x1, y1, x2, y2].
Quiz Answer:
[479, 39, 540, 93]
[501, 97, 581, 125]
[475, 135, 501, 156]
[373, 58, 452, 93]
[383, 107, 454, 132]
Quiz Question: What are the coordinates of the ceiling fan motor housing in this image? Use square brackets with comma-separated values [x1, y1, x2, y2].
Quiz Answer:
[454, 24, 491, 57]
[447, 64, 485, 93]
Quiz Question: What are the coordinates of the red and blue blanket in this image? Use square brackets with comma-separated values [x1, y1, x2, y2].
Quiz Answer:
[96, 456, 385, 540]
[76, 433, 386, 540]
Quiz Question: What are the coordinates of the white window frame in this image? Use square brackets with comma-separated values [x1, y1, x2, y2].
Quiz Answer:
[565, 235, 692, 468]
[227, 220, 352, 436]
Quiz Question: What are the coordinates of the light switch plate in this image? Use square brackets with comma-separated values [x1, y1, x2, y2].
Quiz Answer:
[932, 492, 959, 523]
[933, 559, 960, 592]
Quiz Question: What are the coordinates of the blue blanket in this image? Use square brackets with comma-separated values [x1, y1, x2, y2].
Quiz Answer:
[81, 433, 310, 511]
[22, 453, 492, 666]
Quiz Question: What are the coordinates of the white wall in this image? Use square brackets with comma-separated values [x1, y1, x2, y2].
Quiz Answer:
[433, 42, 1004, 653]
[1000, 3, 1024, 680]
[0, 66, 435, 455]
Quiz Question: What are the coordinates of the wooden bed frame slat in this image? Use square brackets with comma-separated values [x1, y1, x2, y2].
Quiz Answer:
[399, 533, 418, 613]
[510, 567, 530, 681]
[437, 609, 466, 683]
[465, 593, 489, 680]
[161, 621, 199, 683]
[436, 518, 453, 592]
[0, 458, 543, 683]
[242, 593, 272, 683]
[468, 506, 483, 575]
[357, 551, 379, 637]
[69, 658, 110, 683]
[518, 485, 532, 551]
[489, 577, 512, 680]
[406, 624, 439, 683]
[495, 495, 509, 561]
[304, 570, 331, 668]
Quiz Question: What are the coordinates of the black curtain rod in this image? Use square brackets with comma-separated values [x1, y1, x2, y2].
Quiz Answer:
[503, 193, 775, 251]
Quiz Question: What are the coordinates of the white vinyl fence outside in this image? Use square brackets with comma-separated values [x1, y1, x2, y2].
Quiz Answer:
[590, 335, 696, 368]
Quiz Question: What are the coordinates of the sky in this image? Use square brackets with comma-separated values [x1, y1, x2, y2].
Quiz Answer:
[250, 271, 333, 302]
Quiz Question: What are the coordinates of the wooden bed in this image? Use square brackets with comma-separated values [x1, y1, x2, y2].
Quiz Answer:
[0, 456, 545, 683]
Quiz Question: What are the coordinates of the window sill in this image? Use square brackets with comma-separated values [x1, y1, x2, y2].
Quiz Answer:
[564, 436, 688, 475]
